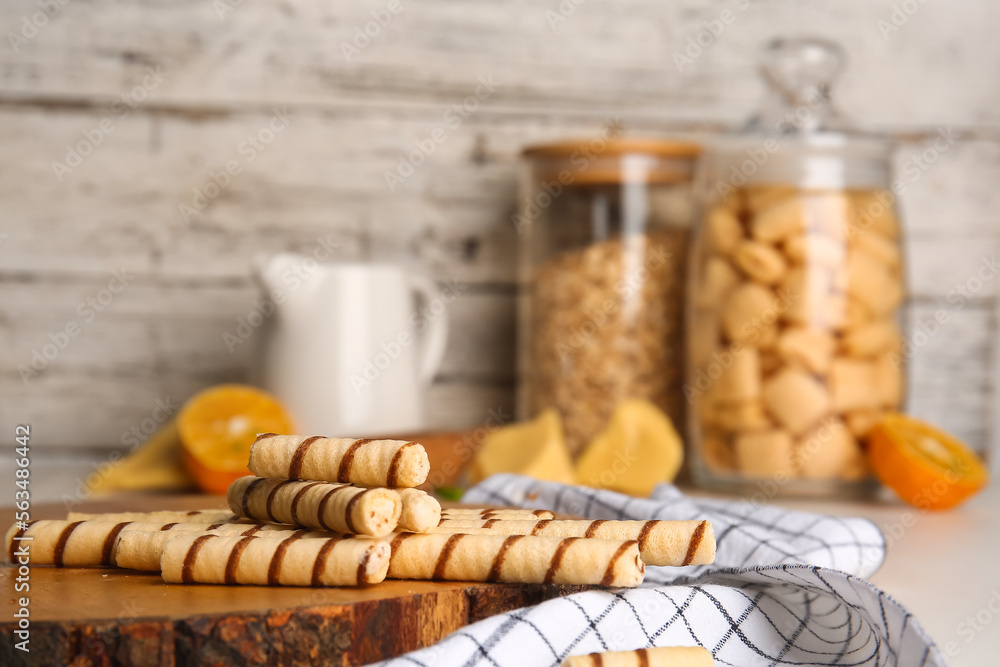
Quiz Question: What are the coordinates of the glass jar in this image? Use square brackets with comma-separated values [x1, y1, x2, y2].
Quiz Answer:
[516, 138, 700, 456]
[687, 39, 906, 495]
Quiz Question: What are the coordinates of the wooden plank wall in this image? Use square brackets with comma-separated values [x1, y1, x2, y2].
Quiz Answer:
[1, 0, 998, 459]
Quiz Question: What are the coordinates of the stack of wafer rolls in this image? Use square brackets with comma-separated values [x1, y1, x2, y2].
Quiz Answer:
[5, 433, 715, 592]
[7, 517, 647, 587]
[232, 435, 441, 535]
[112, 526, 646, 586]
[5, 514, 710, 589]
[430, 518, 716, 567]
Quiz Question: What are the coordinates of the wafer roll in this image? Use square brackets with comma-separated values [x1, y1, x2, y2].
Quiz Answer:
[66, 510, 235, 524]
[5, 520, 135, 567]
[564, 647, 714, 667]
[387, 532, 644, 587]
[249, 434, 429, 487]
[116, 529, 204, 571]
[114, 525, 317, 571]
[432, 519, 715, 567]
[398, 489, 441, 533]
[227, 476, 401, 537]
[113, 522, 297, 572]
[6, 519, 278, 571]
[111, 520, 299, 536]
[439, 508, 555, 520]
[160, 533, 390, 586]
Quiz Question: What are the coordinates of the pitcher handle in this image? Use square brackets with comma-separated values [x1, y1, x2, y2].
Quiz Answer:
[409, 274, 451, 384]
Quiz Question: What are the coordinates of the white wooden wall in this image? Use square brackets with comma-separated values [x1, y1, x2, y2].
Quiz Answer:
[2, 0, 998, 458]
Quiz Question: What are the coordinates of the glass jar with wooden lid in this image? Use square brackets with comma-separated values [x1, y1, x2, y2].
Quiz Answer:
[516, 136, 701, 456]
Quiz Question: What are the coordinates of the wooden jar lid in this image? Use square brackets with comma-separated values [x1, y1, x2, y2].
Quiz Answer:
[524, 138, 700, 185]
[522, 137, 702, 159]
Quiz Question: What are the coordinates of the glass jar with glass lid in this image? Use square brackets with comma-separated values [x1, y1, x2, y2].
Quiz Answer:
[687, 38, 906, 495]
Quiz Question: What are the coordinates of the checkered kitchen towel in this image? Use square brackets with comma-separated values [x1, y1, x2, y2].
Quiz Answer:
[376, 474, 944, 667]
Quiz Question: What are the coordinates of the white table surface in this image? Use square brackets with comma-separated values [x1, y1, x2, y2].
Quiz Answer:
[6, 455, 999, 666]
[761, 482, 1000, 667]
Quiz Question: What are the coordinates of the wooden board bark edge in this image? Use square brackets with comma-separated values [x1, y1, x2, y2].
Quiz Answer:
[0, 581, 588, 667]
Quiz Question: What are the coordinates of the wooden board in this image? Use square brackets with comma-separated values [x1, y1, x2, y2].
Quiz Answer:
[0, 495, 585, 666]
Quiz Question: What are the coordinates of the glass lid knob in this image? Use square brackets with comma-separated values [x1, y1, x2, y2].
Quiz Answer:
[748, 37, 847, 136]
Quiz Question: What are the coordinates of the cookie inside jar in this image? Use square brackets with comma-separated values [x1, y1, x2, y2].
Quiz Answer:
[689, 185, 905, 489]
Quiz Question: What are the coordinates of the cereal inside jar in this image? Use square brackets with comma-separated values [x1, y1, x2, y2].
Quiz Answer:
[686, 38, 907, 495]
[517, 137, 700, 456]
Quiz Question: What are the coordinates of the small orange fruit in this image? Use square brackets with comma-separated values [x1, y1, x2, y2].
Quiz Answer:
[178, 384, 294, 494]
[868, 414, 988, 511]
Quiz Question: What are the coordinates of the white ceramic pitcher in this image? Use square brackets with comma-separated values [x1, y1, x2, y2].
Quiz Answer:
[252, 253, 449, 435]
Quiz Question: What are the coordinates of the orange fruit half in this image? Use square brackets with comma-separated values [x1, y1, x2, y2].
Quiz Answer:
[868, 414, 988, 510]
[178, 384, 294, 494]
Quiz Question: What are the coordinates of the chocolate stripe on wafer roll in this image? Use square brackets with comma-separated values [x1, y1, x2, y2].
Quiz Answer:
[4, 520, 139, 567]
[249, 435, 429, 487]
[397, 488, 441, 533]
[7, 521, 35, 562]
[160, 533, 390, 586]
[385, 532, 644, 586]
[115, 521, 272, 536]
[563, 647, 715, 667]
[431, 519, 715, 567]
[439, 509, 555, 520]
[227, 476, 401, 537]
[66, 510, 235, 524]
[114, 525, 329, 571]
